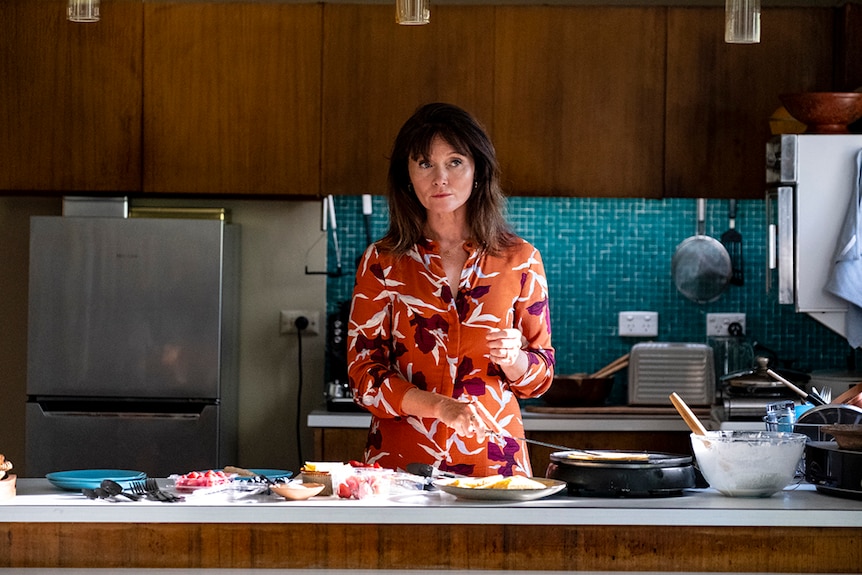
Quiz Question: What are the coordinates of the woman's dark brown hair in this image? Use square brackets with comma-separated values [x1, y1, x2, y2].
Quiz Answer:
[378, 103, 517, 256]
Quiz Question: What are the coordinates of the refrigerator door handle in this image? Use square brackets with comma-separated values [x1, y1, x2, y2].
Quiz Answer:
[39, 410, 202, 420]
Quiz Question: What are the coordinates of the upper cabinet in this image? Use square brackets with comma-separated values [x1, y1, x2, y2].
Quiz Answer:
[493, 7, 667, 198]
[0, 0, 143, 192]
[664, 7, 835, 198]
[1, 2, 855, 198]
[143, 2, 322, 195]
[321, 4, 495, 196]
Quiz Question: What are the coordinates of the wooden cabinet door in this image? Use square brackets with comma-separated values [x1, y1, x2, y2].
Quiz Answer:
[493, 7, 667, 198]
[0, 0, 142, 192]
[665, 8, 834, 199]
[143, 2, 321, 195]
[321, 4, 495, 196]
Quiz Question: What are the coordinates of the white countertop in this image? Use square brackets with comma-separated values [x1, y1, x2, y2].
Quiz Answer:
[3, 478, 860, 528]
[308, 408, 716, 432]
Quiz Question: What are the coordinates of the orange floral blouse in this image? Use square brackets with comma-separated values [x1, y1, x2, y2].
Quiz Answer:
[347, 237, 555, 477]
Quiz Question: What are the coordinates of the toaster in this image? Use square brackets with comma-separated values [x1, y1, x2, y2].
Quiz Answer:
[628, 342, 715, 406]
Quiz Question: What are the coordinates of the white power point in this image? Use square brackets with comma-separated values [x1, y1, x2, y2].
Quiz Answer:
[618, 311, 659, 337]
[706, 313, 746, 337]
[280, 310, 320, 335]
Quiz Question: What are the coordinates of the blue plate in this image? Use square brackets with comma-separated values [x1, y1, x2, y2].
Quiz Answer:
[46, 469, 147, 491]
[232, 469, 293, 481]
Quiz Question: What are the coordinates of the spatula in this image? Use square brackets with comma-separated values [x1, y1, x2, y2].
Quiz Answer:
[722, 199, 744, 286]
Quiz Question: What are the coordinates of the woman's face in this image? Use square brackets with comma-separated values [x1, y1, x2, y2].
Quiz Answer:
[408, 135, 475, 217]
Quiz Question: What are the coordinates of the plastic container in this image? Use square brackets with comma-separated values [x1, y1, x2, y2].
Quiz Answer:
[335, 467, 394, 499]
[691, 431, 806, 497]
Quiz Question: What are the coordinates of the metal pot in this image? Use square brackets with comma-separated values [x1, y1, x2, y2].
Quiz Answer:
[672, 199, 732, 304]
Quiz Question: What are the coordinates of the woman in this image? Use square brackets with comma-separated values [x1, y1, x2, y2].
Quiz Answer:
[347, 103, 555, 477]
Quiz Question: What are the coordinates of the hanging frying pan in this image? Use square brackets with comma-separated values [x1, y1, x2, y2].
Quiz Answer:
[671, 199, 732, 304]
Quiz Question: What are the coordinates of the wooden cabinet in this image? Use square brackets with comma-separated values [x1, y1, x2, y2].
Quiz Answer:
[321, 4, 495, 196]
[493, 7, 667, 198]
[143, 2, 322, 195]
[0, 0, 143, 192]
[664, 7, 834, 198]
[1, 2, 856, 198]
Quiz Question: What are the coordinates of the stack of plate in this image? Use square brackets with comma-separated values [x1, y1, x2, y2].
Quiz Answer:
[46, 469, 146, 491]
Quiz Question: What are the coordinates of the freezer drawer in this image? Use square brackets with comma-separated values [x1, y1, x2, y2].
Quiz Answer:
[25, 401, 223, 478]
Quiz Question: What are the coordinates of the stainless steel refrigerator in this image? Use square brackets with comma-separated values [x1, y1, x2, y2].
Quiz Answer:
[25, 214, 240, 477]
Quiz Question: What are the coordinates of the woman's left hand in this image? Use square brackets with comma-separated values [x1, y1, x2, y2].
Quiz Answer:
[486, 328, 526, 368]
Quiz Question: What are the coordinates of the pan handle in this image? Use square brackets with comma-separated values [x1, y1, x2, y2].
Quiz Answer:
[696, 198, 706, 235]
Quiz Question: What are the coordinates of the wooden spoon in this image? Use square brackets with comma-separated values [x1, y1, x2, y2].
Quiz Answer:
[669, 392, 708, 436]
[589, 353, 630, 379]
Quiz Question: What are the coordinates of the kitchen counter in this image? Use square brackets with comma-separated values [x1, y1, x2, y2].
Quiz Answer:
[2, 479, 860, 571]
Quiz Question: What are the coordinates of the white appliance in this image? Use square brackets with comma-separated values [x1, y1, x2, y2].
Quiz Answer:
[766, 134, 862, 340]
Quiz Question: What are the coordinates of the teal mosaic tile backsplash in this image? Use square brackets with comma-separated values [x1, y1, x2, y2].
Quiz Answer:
[326, 195, 855, 377]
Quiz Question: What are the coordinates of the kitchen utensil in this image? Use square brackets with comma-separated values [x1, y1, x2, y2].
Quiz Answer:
[690, 431, 806, 497]
[812, 386, 832, 404]
[100, 479, 141, 501]
[669, 392, 708, 435]
[765, 368, 826, 406]
[82, 487, 110, 500]
[834, 382, 862, 408]
[671, 198, 732, 304]
[223, 466, 291, 484]
[721, 199, 744, 286]
[546, 451, 695, 497]
[779, 92, 862, 134]
[589, 353, 630, 379]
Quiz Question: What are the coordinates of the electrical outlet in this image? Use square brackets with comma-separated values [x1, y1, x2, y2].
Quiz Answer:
[618, 311, 659, 337]
[280, 310, 320, 335]
[706, 313, 746, 337]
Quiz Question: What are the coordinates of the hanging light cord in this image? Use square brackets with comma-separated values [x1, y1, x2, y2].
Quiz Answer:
[294, 316, 310, 466]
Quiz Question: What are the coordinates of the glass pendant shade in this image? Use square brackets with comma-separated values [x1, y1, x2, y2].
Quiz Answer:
[725, 0, 760, 44]
[68, 0, 100, 23]
[396, 0, 429, 25]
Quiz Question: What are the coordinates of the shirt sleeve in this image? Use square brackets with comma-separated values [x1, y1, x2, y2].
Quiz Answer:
[346, 245, 415, 418]
[505, 244, 556, 398]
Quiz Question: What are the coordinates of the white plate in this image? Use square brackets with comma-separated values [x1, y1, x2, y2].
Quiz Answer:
[433, 477, 566, 501]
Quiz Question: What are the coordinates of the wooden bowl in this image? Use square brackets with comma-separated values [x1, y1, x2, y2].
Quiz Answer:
[822, 424, 862, 451]
[542, 375, 614, 407]
[779, 92, 862, 134]
[271, 482, 326, 500]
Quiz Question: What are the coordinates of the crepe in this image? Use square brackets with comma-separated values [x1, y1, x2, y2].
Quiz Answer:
[445, 474, 546, 490]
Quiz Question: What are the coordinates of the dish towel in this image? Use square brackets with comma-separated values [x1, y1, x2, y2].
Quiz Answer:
[826, 149, 862, 348]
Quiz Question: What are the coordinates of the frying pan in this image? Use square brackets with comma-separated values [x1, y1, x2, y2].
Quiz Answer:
[671, 199, 732, 303]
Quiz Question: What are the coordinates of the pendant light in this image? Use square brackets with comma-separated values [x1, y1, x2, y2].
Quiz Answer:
[725, 0, 760, 43]
[396, 0, 429, 25]
[68, 0, 100, 23]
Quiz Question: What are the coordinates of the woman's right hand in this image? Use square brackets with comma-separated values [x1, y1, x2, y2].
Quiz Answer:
[436, 398, 490, 440]
[402, 389, 503, 441]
